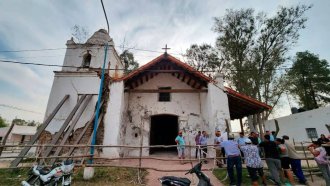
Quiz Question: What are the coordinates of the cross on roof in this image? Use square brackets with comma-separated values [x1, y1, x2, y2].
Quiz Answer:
[162, 44, 171, 54]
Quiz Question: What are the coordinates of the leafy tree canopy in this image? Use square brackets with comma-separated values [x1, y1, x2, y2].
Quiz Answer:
[0, 116, 7, 128]
[212, 5, 311, 117]
[184, 44, 224, 77]
[120, 50, 139, 75]
[287, 51, 330, 110]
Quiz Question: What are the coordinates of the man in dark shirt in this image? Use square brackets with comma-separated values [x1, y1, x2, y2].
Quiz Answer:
[248, 132, 259, 145]
[259, 135, 282, 186]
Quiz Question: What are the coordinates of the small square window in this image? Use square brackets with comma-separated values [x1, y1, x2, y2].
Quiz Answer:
[159, 87, 171, 102]
[305, 128, 318, 139]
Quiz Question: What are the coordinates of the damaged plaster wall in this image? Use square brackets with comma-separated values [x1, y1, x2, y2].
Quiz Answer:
[122, 73, 205, 157]
[44, 72, 100, 134]
[200, 80, 231, 157]
[102, 81, 125, 158]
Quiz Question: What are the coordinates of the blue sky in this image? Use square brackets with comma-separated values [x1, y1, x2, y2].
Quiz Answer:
[0, 0, 329, 123]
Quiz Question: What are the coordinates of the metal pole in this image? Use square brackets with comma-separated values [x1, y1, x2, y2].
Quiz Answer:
[89, 43, 108, 163]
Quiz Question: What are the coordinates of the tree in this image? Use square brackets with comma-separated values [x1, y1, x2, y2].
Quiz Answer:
[0, 116, 7, 128]
[213, 5, 311, 117]
[12, 118, 28, 126]
[120, 50, 139, 74]
[71, 25, 90, 43]
[184, 44, 224, 76]
[287, 51, 330, 110]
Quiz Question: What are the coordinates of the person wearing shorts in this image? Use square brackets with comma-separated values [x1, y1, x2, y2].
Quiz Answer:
[240, 138, 266, 186]
[275, 138, 295, 185]
[175, 131, 185, 164]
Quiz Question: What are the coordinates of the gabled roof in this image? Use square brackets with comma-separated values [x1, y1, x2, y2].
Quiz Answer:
[120, 53, 211, 82]
[117, 53, 271, 119]
[118, 53, 211, 89]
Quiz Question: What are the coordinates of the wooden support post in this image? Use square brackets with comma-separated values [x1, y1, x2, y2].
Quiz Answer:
[225, 119, 230, 138]
[10, 95, 69, 168]
[0, 121, 15, 156]
[239, 118, 244, 133]
[301, 142, 313, 182]
[80, 113, 104, 165]
[43, 95, 87, 158]
[257, 113, 264, 139]
[66, 101, 104, 157]
[50, 94, 93, 164]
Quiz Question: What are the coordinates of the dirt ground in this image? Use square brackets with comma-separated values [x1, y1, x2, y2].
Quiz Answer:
[107, 152, 223, 186]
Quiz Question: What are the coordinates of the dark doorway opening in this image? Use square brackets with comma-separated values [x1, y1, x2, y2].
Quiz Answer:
[150, 114, 178, 154]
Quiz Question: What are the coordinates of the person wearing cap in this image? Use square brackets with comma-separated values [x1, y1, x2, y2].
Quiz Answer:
[221, 137, 242, 186]
[240, 138, 266, 186]
[308, 140, 330, 186]
[175, 131, 185, 164]
[282, 135, 307, 184]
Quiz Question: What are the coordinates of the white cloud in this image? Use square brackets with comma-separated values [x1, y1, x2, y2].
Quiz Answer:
[0, 0, 329, 122]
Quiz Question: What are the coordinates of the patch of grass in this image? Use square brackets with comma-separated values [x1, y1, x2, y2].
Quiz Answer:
[0, 168, 30, 185]
[213, 168, 253, 186]
[73, 167, 147, 186]
[0, 167, 147, 186]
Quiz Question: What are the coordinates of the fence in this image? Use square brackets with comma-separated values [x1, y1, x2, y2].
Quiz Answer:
[0, 143, 327, 184]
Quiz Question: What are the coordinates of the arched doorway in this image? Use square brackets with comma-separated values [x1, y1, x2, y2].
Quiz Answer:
[149, 114, 178, 154]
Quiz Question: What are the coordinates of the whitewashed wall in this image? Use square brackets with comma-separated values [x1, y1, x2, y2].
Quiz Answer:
[44, 72, 100, 133]
[102, 81, 125, 158]
[62, 43, 123, 77]
[265, 106, 330, 142]
[104, 73, 230, 158]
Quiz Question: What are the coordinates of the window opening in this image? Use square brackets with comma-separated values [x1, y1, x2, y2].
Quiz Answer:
[158, 87, 171, 102]
[82, 51, 91, 68]
[305, 128, 318, 139]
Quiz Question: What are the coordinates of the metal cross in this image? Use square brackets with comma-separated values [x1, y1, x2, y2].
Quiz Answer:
[162, 44, 171, 54]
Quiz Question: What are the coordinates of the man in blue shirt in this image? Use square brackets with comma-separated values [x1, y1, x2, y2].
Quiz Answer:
[221, 137, 242, 186]
[175, 131, 185, 164]
[236, 132, 247, 163]
[200, 131, 208, 163]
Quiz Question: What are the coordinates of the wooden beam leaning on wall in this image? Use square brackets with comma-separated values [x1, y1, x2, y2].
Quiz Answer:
[50, 94, 93, 164]
[10, 95, 70, 168]
[66, 100, 104, 158]
[42, 95, 88, 159]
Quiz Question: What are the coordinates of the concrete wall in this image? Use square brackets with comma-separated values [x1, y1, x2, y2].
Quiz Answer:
[265, 106, 330, 142]
[44, 72, 100, 134]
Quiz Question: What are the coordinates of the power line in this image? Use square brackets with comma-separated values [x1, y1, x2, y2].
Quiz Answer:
[100, 0, 110, 34]
[0, 58, 295, 72]
[0, 104, 43, 115]
[0, 46, 182, 55]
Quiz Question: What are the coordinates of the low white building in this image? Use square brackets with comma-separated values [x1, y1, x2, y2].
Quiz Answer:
[265, 106, 330, 142]
[0, 125, 37, 144]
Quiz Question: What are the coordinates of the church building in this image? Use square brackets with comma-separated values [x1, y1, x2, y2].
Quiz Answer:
[41, 29, 271, 159]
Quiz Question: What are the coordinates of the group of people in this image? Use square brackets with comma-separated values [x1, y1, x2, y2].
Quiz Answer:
[175, 130, 330, 186]
[220, 131, 312, 186]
